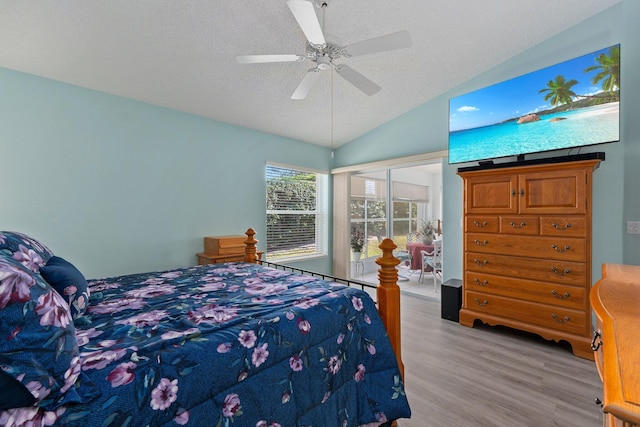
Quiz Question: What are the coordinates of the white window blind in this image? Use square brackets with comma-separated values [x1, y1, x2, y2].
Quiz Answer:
[392, 181, 429, 202]
[266, 163, 328, 261]
[350, 176, 386, 200]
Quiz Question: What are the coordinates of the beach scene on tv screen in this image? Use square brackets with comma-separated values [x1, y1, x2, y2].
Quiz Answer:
[448, 44, 620, 164]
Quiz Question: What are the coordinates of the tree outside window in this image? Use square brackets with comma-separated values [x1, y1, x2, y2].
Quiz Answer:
[266, 164, 328, 261]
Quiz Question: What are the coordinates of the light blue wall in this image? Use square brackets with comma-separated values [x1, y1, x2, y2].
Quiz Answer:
[336, 1, 638, 283]
[621, 0, 640, 266]
[1, 69, 332, 278]
[3, 1, 637, 283]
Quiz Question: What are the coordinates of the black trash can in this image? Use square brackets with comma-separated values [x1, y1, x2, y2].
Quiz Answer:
[441, 279, 462, 322]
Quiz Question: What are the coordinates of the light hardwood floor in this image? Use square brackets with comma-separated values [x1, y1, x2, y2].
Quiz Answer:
[360, 270, 441, 301]
[398, 293, 603, 427]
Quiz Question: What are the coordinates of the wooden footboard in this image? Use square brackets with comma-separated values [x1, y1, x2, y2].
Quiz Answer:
[243, 228, 404, 379]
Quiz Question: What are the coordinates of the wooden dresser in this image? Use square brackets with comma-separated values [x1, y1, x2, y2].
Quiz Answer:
[196, 235, 262, 265]
[458, 159, 601, 359]
[591, 264, 640, 427]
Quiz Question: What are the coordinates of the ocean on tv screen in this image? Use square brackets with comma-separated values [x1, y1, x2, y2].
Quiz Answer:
[448, 101, 619, 164]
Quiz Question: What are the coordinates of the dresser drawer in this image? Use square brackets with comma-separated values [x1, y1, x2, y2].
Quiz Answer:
[466, 216, 499, 233]
[204, 235, 246, 255]
[197, 253, 245, 265]
[466, 252, 586, 286]
[465, 290, 586, 335]
[465, 271, 585, 310]
[466, 233, 586, 262]
[540, 216, 587, 237]
[499, 216, 539, 235]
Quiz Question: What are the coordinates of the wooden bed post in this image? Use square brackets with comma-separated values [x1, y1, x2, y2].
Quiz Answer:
[376, 238, 404, 379]
[244, 228, 259, 263]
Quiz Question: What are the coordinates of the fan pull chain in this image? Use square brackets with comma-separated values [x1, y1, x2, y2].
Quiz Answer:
[331, 67, 334, 158]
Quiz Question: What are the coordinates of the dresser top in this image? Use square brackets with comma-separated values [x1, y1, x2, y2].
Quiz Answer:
[591, 263, 640, 423]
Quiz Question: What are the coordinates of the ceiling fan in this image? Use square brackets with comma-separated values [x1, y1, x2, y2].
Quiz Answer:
[236, 0, 412, 100]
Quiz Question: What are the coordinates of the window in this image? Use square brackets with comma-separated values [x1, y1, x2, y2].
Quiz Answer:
[392, 181, 429, 241]
[266, 163, 328, 261]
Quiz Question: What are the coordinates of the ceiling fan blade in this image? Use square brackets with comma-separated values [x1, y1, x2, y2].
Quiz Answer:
[342, 30, 412, 57]
[287, 0, 326, 47]
[335, 65, 381, 96]
[291, 68, 322, 100]
[236, 54, 305, 64]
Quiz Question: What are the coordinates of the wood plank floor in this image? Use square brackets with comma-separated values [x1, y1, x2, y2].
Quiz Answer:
[398, 293, 603, 427]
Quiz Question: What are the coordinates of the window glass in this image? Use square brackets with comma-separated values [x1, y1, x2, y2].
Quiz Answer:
[266, 164, 328, 261]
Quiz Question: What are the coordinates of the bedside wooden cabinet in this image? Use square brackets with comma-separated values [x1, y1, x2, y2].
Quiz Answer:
[196, 235, 262, 265]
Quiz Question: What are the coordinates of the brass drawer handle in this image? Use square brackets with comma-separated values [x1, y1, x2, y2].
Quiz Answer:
[551, 290, 570, 299]
[551, 313, 570, 323]
[474, 239, 489, 246]
[474, 298, 489, 307]
[552, 223, 572, 230]
[473, 259, 489, 266]
[509, 221, 526, 229]
[591, 331, 602, 351]
[473, 278, 488, 286]
[551, 244, 571, 252]
[551, 267, 571, 276]
[473, 220, 489, 227]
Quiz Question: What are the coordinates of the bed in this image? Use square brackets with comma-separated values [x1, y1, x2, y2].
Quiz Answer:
[0, 229, 410, 426]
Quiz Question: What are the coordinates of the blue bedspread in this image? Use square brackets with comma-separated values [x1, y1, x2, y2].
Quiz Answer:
[6, 262, 410, 426]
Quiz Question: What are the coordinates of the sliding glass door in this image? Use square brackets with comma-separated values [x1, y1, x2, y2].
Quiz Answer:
[348, 162, 442, 278]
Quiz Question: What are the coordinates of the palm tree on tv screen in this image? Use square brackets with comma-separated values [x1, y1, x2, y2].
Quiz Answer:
[538, 75, 579, 107]
[584, 44, 620, 93]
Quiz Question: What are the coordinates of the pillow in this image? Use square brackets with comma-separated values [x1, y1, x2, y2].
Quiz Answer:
[0, 370, 36, 409]
[0, 257, 86, 410]
[0, 231, 54, 270]
[40, 256, 90, 319]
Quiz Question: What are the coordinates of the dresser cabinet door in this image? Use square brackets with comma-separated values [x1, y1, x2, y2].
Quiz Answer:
[518, 168, 588, 214]
[465, 173, 518, 214]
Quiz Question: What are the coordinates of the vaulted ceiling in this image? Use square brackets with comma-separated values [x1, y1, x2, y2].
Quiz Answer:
[0, 0, 620, 147]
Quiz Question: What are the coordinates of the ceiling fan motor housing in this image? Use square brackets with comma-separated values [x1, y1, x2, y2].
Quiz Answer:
[316, 55, 331, 70]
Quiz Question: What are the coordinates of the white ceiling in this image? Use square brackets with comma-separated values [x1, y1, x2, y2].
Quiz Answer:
[0, 0, 620, 148]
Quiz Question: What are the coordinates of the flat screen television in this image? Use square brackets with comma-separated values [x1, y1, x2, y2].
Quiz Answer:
[448, 44, 620, 166]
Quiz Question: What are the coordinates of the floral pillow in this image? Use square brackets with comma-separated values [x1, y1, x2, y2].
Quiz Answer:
[40, 256, 90, 319]
[0, 231, 54, 269]
[0, 256, 88, 410]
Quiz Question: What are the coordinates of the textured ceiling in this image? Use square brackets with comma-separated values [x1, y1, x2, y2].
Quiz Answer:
[0, 0, 620, 147]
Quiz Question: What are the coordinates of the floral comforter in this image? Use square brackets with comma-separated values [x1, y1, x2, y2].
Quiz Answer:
[6, 262, 410, 426]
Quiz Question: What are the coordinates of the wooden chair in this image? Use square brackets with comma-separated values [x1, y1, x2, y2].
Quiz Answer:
[419, 239, 443, 291]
